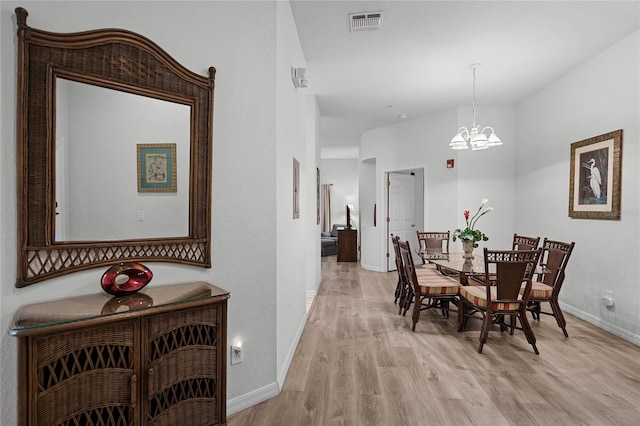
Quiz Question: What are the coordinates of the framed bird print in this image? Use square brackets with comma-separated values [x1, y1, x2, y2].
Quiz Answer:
[569, 129, 622, 219]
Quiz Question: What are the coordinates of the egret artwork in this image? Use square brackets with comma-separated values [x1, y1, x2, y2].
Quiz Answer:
[569, 129, 621, 220]
[579, 149, 608, 204]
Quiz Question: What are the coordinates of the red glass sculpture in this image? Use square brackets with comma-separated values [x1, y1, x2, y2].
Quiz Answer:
[101, 262, 153, 296]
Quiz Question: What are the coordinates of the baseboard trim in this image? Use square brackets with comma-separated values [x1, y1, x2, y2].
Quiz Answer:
[306, 289, 317, 298]
[360, 263, 385, 272]
[560, 302, 640, 346]
[226, 381, 280, 416]
[227, 310, 308, 416]
[277, 311, 308, 388]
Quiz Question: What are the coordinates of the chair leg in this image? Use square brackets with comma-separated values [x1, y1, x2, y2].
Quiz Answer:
[549, 299, 569, 337]
[402, 287, 414, 316]
[411, 294, 422, 332]
[519, 309, 539, 355]
[394, 278, 402, 304]
[397, 283, 406, 315]
[510, 315, 516, 335]
[478, 312, 491, 354]
[497, 315, 508, 333]
[457, 299, 467, 332]
[529, 301, 541, 321]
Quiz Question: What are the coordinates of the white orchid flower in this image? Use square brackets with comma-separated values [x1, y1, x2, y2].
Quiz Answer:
[454, 200, 493, 245]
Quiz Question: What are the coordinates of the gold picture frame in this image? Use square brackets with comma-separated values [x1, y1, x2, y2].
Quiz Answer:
[569, 129, 622, 219]
[137, 143, 177, 192]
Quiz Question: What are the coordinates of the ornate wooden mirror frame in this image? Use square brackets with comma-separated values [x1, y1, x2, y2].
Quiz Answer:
[15, 8, 215, 287]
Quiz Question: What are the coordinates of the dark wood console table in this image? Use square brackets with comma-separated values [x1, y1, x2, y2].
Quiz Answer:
[10, 281, 229, 426]
[338, 228, 358, 262]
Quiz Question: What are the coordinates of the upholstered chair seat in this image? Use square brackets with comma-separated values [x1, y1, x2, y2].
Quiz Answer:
[460, 286, 522, 311]
[398, 238, 460, 331]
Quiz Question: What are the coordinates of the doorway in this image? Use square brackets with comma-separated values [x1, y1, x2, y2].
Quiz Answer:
[386, 170, 423, 271]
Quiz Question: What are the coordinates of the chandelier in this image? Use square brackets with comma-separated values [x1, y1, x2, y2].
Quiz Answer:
[450, 64, 502, 150]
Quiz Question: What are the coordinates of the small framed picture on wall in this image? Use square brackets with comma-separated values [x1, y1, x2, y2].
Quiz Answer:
[137, 143, 177, 193]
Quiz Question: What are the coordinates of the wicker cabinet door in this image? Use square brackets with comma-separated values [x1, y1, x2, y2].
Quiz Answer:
[32, 321, 138, 426]
[144, 305, 222, 425]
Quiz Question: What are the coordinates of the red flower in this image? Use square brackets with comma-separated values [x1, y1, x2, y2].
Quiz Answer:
[464, 210, 470, 221]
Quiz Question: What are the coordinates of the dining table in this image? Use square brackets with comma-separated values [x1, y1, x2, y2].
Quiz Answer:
[424, 250, 546, 286]
[423, 251, 493, 286]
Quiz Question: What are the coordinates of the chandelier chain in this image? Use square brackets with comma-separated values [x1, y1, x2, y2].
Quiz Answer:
[472, 66, 477, 129]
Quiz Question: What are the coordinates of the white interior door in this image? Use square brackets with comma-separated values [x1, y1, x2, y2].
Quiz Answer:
[387, 172, 415, 271]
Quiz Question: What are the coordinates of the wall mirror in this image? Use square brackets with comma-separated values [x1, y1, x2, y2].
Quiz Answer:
[15, 8, 215, 287]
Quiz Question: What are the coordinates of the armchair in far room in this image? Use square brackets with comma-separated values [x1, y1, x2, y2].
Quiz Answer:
[321, 224, 346, 256]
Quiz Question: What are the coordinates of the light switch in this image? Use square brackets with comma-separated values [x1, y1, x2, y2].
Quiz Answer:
[137, 210, 145, 222]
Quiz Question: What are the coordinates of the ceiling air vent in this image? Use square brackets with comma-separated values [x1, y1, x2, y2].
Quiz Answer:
[349, 11, 383, 32]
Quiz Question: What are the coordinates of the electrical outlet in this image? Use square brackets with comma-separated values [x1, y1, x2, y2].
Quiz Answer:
[231, 342, 244, 365]
[602, 290, 614, 307]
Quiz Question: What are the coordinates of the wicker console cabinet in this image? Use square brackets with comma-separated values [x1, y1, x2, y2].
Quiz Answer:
[9, 281, 229, 426]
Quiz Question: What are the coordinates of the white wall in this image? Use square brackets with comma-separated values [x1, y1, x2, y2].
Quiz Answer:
[359, 107, 517, 272]
[320, 158, 359, 227]
[0, 1, 319, 421]
[307, 97, 323, 295]
[360, 158, 377, 268]
[275, 0, 313, 390]
[515, 30, 640, 343]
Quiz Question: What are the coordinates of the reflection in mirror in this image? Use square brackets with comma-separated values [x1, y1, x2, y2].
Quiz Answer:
[55, 78, 190, 241]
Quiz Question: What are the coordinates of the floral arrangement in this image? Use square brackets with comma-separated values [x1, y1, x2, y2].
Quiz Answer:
[452, 199, 493, 248]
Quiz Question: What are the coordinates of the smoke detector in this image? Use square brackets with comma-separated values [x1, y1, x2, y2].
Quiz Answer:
[349, 11, 383, 32]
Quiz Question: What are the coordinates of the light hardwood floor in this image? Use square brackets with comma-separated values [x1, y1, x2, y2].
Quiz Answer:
[228, 257, 640, 425]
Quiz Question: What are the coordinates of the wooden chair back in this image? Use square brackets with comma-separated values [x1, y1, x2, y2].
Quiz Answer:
[398, 238, 417, 295]
[483, 249, 542, 305]
[512, 234, 541, 279]
[537, 238, 575, 292]
[391, 235, 408, 285]
[512, 234, 541, 251]
[391, 234, 411, 308]
[416, 231, 450, 262]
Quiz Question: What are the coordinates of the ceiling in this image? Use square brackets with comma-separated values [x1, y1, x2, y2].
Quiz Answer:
[289, 0, 640, 158]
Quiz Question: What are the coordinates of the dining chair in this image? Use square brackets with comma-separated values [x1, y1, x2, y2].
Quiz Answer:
[471, 234, 541, 286]
[512, 233, 541, 251]
[391, 235, 411, 313]
[417, 230, 460, 277]
[527, 238, 575, 337]
[458, 248, 542, 354]
[394, 235, 443, 315]
[398, 238, 460, 331]
[416, 231, 450, 264]
[512, 234, 541, 280]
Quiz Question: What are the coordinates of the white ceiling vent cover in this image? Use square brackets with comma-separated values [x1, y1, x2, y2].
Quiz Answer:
[349, 11, 383, 32]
